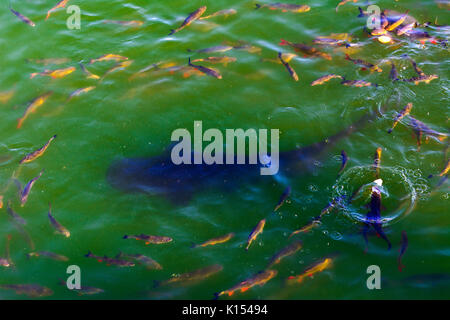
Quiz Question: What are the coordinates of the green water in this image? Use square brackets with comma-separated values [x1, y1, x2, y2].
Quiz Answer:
[0, 0, 449, 300]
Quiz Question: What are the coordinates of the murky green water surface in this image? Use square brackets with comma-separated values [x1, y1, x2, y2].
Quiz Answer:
[0, 0, 449, 299]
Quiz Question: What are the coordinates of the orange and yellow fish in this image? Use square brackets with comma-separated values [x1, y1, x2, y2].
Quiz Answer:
[89, 54, 129, 65]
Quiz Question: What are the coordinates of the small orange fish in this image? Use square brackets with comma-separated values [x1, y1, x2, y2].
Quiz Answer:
[245, 218, 266, 250]
[287, 257, 333, 283]
[215, 269, 278, 298]
[0, 90, 15, 104]
[89, 54, 129, 65]
[388, 103, 413, 134]
[373, 147, 382, 178]
[289, 217, 321, 238]
[192, 233, 235, 248]
[169, 6, 207, 35]
[335, 0, 357, 12]
[311, 74, 342, 86]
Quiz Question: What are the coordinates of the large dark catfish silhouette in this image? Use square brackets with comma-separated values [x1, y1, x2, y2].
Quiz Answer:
[107, 111, 378, 205]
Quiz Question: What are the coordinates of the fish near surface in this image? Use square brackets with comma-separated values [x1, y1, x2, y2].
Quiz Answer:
[10, 4, 36, 27]
[361, 179, 392, 251]
[0, 284, 53, 298]
[107, 110, 380, 205]
[17, 92, 53, 129]
[215, 269, 278, 298]
[154, 264, 223, 287]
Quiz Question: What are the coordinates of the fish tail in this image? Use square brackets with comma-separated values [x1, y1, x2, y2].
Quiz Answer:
[153, 280, 161, 288]
[85, 251, 92, 258]
[30, 73, 37, 79]
[123, 235, 128, 239]
[213, 292, 220, 300]
[427, 174, 433, 179]
[344, 54, 351, 61]
[279, 39, 289, 46]
[255, 4, 261, 10]
[168, 29, 176, 36]
[188, 57, 192, 66]
[387, 128, 393, 134]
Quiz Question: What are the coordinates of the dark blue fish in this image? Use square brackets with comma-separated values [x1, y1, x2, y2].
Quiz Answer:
[107, 111, 378, 205]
